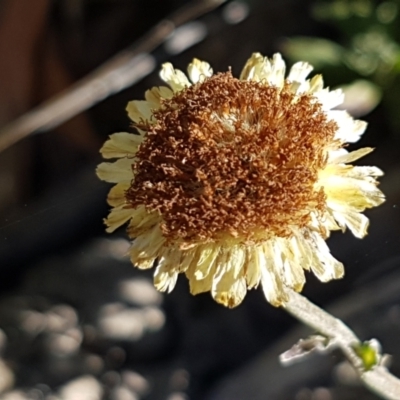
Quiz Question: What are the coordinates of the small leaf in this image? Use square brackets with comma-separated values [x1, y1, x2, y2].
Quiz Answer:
[280, 335, 331, 365]
[353, 341, 379, 371]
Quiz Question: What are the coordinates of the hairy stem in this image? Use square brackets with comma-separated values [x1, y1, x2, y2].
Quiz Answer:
[283, 288, 400, 400]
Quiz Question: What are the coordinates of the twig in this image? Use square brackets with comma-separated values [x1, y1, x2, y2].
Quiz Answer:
[0, 0, 227, 153]
[282, 288, 400, 400]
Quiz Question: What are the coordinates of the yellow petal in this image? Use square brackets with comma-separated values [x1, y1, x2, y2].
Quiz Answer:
[309, 74, 324, 93]
[268, 53, 286, 88]
[309, 232, 344, 281]
[144, 86, 173, 107]
[107, 182, 130, 207]
[328, 110, 367, 143]
[153, 249, 181, 293]
[193, 245, 219, 280]
[330, 147, 374, 164]
[105, 206, 135, 233]
[212, 277, 247, 308]
[126, 100, 153, 123]
[130, 226, 166, 268]
[100, 132, 143, 159]
[280, 237, 306, 292]
[188, 270, 215, 295]
[159, 63, 190, 92]
[314, 88, 344, 110]
[245, 247, 261, 289]
[287, 61, 313, 83]
[324, 174, 385, 211]
[240, 52, 265, 80]
[260, 242, 288, 306]
[187, 59, 213, 83]
[331, 210, 370, 238]
[211, 249, 246, 307]
[96, 158, 134, 183]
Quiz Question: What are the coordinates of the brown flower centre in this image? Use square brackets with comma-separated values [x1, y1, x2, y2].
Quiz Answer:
[126, 72, 337, 244]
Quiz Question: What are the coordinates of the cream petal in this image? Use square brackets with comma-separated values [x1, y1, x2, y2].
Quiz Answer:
[188, 276, 213, 296]
[268, 53, 286, 88]
[323, 173, 385, 211]
[241, 53, 287, 87]
[96, 158, 134, 183]
[287, 61, 313, 83]
[295, 231, 341, 283]
[260, 242, 287, 306]
[314, 88, 344, 110]
[144, 86, 169, 107]
[330, 147, 374, 164]
[256, 63, 272, 83]
[331, 209, 369, 238]
[160, 62, 190, 92]
[194, 245, 219, 279]
[134, 257, 156, 270]
[212, 277, 247, 308]
[153, 248, 181, 293]
[321, 163, 384, 184]
[107, 182, 130, 207]
[189, 272, 214, 295]
[294, 80, 312, 95]
[144, 87, 161, 107]
[211, 250, 230, 284]
[126, 205, 148, 227]
[100, 132, 143, 159]
[240, 53, 264, 80]
[133, 254, 158, 269]
[154, 265, 178, 293]
[245, 247, 261, 289]
[105, 206, 135, 233]
[309, 74, 324, 93]
[211, 250, 246, 308]
[327, 148, 348, 163]
[288, 80, 302, 94]
[250, 58, 272, 83]
[128, 209, 162, 237]
[187, 58, 213, 83]
[342, 117, 368, 144]
[130, 227, 166, 268]
[187, 249, 218, 295]
[231, 246, 246, 279]
[144, 86, 174, 108]
[291, 232, 312, 272]
[126, 100, 153, 124]
[321, 210, 341, 232]
[178, 247, 198, 272]
[310, 232, 344, 281]
[159, 86, 175, 99]
[296, 230, 324, 276]
[344, 165, 384, 178]
[328, 110, 367, 143]
[280, 237, 306, 292]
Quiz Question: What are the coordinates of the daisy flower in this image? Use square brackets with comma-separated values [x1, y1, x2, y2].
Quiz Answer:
[96, 53, 385, 308]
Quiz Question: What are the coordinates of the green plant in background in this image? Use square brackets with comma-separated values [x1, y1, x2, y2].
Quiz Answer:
[283, 0, 400, 131]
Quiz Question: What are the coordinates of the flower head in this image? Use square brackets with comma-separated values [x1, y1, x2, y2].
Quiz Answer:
[97, 53, 385, 308]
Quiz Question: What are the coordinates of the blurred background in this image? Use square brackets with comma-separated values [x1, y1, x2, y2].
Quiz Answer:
[0, 0, 400, 399]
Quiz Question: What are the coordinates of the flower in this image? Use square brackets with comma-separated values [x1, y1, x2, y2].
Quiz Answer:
[96, 53, 385, 308]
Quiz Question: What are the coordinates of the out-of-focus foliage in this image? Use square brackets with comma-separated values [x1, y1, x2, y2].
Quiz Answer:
[283, 0, 400, 132]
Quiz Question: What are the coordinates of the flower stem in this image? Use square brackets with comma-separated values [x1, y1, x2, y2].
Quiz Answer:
[283, 288, 400, 400]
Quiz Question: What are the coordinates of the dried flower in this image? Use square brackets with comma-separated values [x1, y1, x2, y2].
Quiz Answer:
[97, 53, 384, 308]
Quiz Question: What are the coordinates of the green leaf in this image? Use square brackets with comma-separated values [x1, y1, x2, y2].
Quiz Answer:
[353, 342, 379, 371]
[282, 37, 344, 68]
